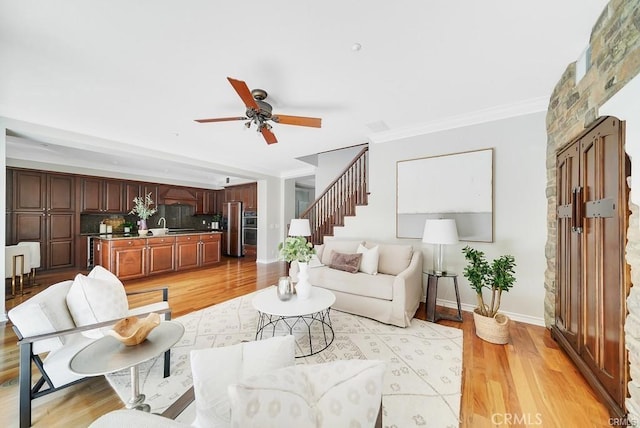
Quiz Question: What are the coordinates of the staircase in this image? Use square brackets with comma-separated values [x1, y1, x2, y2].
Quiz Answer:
[300, 146, 369, 244]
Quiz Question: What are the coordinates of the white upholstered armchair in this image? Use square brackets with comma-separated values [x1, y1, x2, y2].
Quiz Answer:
[7, 266, 172, 428]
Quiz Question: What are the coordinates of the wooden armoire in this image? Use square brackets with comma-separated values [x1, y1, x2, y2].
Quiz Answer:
[553, 116, 631, 417]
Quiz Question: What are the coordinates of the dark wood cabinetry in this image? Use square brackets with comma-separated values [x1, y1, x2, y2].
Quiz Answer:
[175, 233, 220, 270]
[553, 117, 630, 417]
[81, 178, 124, 213]
[146, 236, 176, 275]
[223, 183, 257, 211]
[195, 190, 217, 215]
[98, 233, 221, 279]
[9, 170, 76, 269]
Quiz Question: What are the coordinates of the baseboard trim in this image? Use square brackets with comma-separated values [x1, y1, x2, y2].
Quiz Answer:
[436, 298, 546, 327]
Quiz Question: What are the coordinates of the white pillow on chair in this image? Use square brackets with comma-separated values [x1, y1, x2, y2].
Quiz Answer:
[65, 267, 129, 339]
[228, 359, 385, 428]
[190, 335, 296, 428]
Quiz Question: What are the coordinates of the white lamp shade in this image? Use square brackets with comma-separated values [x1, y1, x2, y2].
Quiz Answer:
[422, 219, 459, 244]
[288, 219, 311, 236]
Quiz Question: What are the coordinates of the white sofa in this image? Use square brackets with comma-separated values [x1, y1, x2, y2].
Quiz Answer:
[290, 240, 423, 327]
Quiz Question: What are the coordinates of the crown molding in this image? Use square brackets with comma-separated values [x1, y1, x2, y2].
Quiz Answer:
[369, 96, 549, 144]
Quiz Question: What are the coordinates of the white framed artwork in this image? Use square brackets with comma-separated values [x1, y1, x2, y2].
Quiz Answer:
[396, 148, 493, 242]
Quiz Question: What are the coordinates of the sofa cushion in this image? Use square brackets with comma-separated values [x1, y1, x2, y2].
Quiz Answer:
[357, 244, 379, 275]
[66, 271, 129, 339]
[329, 252, 362, 273]
[308, 266, 395, 300]
[320, 240, 363, 266]
[190, 335, 295, 428]
[228, 360, 385, 428]
[369, 243, 414, 275]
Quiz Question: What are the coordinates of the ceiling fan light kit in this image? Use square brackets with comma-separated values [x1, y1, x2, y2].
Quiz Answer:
[195, 77, 322, 145]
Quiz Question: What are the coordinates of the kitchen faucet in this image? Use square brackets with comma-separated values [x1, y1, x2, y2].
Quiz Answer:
[158, 217, 166, 228]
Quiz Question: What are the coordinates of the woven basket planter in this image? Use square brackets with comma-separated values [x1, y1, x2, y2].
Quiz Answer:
[473, 309, 510, 344]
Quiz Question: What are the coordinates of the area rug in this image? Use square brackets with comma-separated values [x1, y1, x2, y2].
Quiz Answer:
[106, 289, 463, 427]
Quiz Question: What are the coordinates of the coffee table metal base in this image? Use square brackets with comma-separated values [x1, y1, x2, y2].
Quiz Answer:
[255, 308, 334, 358]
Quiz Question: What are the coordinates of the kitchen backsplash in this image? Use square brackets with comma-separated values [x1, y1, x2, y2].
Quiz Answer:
[80, 213, 218, 234]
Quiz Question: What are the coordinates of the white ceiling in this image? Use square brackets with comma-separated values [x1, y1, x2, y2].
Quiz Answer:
[0, 0, 608, 188]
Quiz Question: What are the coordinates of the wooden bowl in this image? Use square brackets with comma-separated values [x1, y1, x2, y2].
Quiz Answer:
[107, 313, 161, 346]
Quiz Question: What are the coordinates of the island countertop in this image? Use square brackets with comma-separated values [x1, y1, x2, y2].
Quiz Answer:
[92, 230, 222, 240]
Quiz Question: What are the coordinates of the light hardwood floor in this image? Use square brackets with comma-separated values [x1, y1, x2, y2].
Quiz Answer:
[1, 257, 611, 427]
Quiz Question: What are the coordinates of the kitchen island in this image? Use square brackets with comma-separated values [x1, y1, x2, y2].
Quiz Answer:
[95, 231, 222, 280]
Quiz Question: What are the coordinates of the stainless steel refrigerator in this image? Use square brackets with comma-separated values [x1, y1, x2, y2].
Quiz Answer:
[223, 201, 243, 257]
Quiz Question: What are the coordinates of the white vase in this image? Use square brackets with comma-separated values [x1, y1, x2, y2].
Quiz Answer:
[296, 262, 312, 300]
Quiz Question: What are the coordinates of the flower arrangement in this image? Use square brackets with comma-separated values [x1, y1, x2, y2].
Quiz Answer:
[278, 236, 316, 263]
[129, 192, 157, 220]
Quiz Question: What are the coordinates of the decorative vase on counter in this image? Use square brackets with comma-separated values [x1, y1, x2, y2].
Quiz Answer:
[277, 276, 294, 301]
[295, 262, 312, 300]
[138, 219, 148, 236]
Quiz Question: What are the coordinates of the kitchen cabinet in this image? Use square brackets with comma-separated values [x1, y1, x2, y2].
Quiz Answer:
[124, 182, 160, 213]
[200, 233, 221, 265]
[9, 170, 76, 269]
[223, 183, 257, 212]
[81, 178, 124, 213]
[175, 233, 220, 270]
[104, 238, 147, 280]
[195, 190, 217, 215]
[98, 232, 221, 279]
[146, 236, 176, 275]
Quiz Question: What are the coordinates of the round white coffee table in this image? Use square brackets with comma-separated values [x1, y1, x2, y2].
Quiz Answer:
[69, 321, 184, 411]
[252, 286, 336, 357]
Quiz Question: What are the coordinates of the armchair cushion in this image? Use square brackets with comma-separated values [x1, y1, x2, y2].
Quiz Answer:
[228, 359, 385, 428]
[66, 267, 129, 339]
[190, 335, 295, 428]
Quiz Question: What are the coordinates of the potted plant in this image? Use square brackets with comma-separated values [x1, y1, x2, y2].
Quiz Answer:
[461, 246, 516, 344]
[129, 192, 158, 236]
[278, 236, 316, 300]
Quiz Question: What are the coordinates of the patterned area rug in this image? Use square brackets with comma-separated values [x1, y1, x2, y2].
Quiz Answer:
[106, 289, 463, 427]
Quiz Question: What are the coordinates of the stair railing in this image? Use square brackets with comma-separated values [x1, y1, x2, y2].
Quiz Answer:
[300, 146, 369, 244]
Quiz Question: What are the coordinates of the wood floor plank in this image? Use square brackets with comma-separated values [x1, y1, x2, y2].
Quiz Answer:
[1, 257, 612, 427]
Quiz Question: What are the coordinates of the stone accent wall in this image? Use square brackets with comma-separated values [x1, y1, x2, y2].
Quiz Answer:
[545, 0, 640, 419]
[626, 195, 640, 421]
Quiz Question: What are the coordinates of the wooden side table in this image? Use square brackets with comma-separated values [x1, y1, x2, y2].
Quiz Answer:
[425, 270, 463, 323]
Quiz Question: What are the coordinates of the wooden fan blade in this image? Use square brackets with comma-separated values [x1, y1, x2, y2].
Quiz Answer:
[272, 114, 322, 128]
[227, 77, 259, 110]
[261, 127, 278, 144]
[195, 116, 247, 123]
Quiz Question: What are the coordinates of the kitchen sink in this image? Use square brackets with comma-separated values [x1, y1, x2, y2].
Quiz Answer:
[149, 228, 169, 236]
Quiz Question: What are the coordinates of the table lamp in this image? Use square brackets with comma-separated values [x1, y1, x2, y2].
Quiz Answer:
[288, 218, 311, 237]
[422, 219, 459, 274]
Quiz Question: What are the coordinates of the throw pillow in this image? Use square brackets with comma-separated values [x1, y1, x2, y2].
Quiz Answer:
[374, 243, 414, 275]
[65, 272, 129, 339]
[314, 244, 325, 261]
[228, 360, 386, 428]
[357, 244, 379, 275]
[329, 252, 362, 273]
[190, 335, 295, 428]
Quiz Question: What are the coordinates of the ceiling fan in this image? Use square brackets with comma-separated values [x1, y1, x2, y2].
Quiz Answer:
[195, 77, 322, 145]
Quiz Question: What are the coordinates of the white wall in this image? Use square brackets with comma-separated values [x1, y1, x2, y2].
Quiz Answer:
[334, 112, 548, 325]
[316, 145, 366, 193]
[1, 123, 6, 320]
[256, 177, 284, 264]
